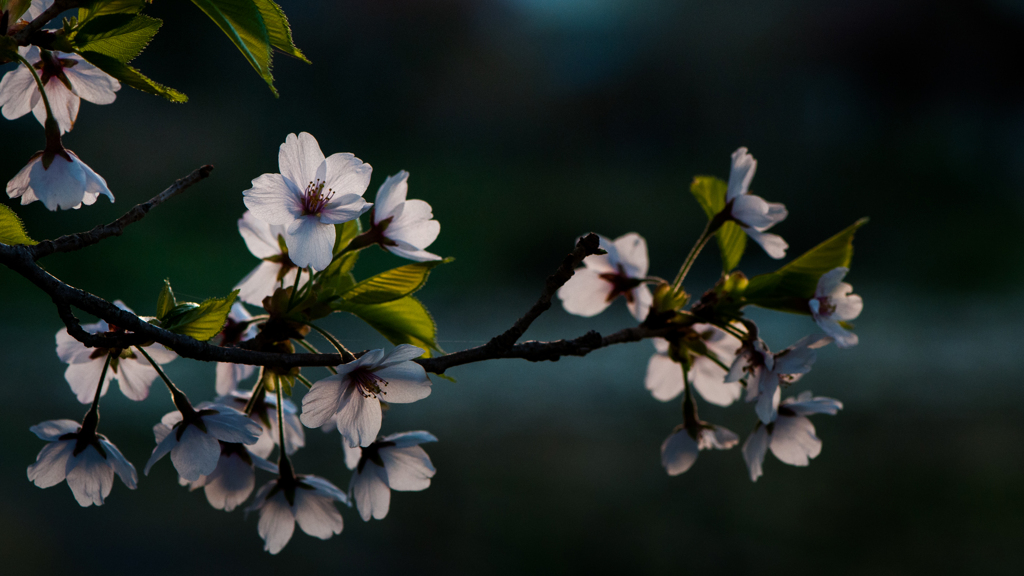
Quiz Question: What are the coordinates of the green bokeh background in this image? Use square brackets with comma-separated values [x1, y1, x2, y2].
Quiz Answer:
[2, 0, 1023, 573]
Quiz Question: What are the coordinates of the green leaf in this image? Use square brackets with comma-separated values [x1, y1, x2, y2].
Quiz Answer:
[73, 13, 161, 63]
[78, 50, 187, 102]
[78, 0, 148, 25]
[163, 290, 239, 341]
[341, 259, 450, 305]
[0, 204, 38, 246]
[252, 0, 308, 62]
[333, 220, 361, 253]
[743, 218, 869, 314]
[335, 296, 441, 356]
[190, 0, 276, 95]
[155, 278, 177, 319]
[689, 176, 747, 272]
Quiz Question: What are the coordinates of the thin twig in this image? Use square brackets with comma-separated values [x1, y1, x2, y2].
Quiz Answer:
[30, 165, 214, 259]
[12, 0, 81, 46]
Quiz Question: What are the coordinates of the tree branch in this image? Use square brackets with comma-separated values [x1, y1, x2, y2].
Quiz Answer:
[30, 165, 213, 259]
[12, 0, 80, 46]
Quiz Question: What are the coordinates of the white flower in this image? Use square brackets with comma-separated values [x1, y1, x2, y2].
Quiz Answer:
[661, 425, 739, 476]
[26, 419, 137, 507]
[557, 232, 653, 322]
[218, 390, 305, 459]
[300, 344, 432, 448]
[55, 301, 175, 403]
[7, 148, 113, 210]
[0, 46, 120, 134]
[344, 431, 437, 521]
[727, 334, 832, 425]
[247, 474, 348, 554]
[742, 391, 843, 482]
[233, 211, 309, 306]
[144, 403, 262, 482]
[178, 442, 277, 512]
[810, 267, 863, 349]
[645, 323, 743, 407]
[215, 302, 259, 394]
[25, 0, 53, 21]
[243, 132, 372, 271]
[367, 171, 441, 261]
[726, 147, 788, 259]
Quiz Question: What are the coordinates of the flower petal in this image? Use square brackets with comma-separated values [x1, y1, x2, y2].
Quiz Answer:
[285, 215, 334, 271]
[98, 437, 137, 489]
[374, 171, 409, 221]
[299, 375, 346, 429]
[660, 430, 699, 476]
[335, 386, 383, 448]
[63, 56, 119, 105]
[557, 268, 614, 317]
[745, 229, 788, 259]
[726, 147, 756, 202]
[352, 463, 391, 521]
[644, 353, 684, 402]
[258, 492, 296, 554]
[171, 426, 221, 481]
[323, 152, 371, 199]
[626, 284, 652, 322]
[244, 173, 304, 225]
[742, 425, 769, 482]
[380, 445, 435, 491]
[65, 446, 115, 507]
[612, 233, 649, 278]
[27, 440, 74, 488]
[769, 415, 822, 466]
[30, 420, 80, 441]
[64, 358, 112, 404]
[278, 132, 326, 192]
[294, 491, 345, 539]
[373, 363, 432, 404]
[0, 65, 37, 120]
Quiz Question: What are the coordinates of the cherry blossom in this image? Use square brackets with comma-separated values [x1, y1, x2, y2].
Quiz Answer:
[234, 211, 309, 306]
[364, 171, 441, 261]
[7, 147, 113, 210]
[300, 344, 432, 448]
[343, 431, 438, 521]
[219, 390, 305, 459]
[725, 147, 788, 259]
[178, 442, 277, 512]
[247, 473, 348, 554]
[645, 323, 743, 407]
[661, 424, 739, 476]
[243, 132, 372, 271]
[809, 267, 863, 349]
[557, 232, 653, 321]
[55, 301, 175, 403]
[215, 303, 259, 394]
[742, 392, 843, 481]
[144, 403, 262, 482]
[727, 334, 832, 425]
[26, 419, 137, 507]
[0, 46, 120, 134]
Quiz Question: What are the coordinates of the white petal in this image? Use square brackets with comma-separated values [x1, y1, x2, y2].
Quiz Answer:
[698, 426, 739, 450]
[385, 243, 442, 262]
[731, 194, 787, 231]
[660, 430, 699, 476]
[285, 215, 334, 271]
[644, 353, 684, 402]
[815, 267, 848, 298]
[0, 66, 38, 120]
[216, 362, 255, 396]
[27, 440, 74, 488]
[322, 152, 372, 199]
[380, 344, 427, 366]
[755, 374, 781, 425]
[335, 387, 383, 448]
[783, 394, 843, 416]
[6, 153, 39, 202]
[773, 334, 831, 375]
[580, 234, 617, 274]
[258, 492, 297, 554]
[302, 475, 349, 504]
[294, 491, 345, 539]
[144, 424, 179, 475]
[278, 132, 326, 192]
[239, 210, 285, 258]
[352, 464, 391, 521]
[30, 419, 80, 441]
[202, 409, 262, 445]
[139, 343, 176, 364]
[64, 358, 112, 404]
[202, 452, 255, 512]
[65, 446, 115, 507]
[28, 153, 88, 211]
[243, 173, 303, 225]
[63, 57, 119, 104]
[97, 437, 137, 489]
[343, 443, 362, 471]
[745, 229, 788, 259]
[112, 357, 157, 401]
[726, 147, 756, 202]
[374, 171, 409, 221]
[171, 426, 221, 481]
[380, 445, 435, 491]
[236, 261, 286, 306]
[815, 318, 859, 349]
[557, 268, 614, 317]
[612, 233, 649, 278]
[299, 375, 346, 429]
[373, 363, 432, 404]
[690, 357, 742, 407]
[742, 425, 769, 482]
[34, 79, 78, 134]
[380, 430, 438, 448]
[769, 415, 822, 466]
[627, 284, 653, 322]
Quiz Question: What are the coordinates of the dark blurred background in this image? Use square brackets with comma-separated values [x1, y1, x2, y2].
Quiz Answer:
[2, 0, 1023, 573]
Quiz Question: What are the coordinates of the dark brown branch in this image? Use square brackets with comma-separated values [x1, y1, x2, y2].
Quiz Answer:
[30, 165, 213, 259]
[12, 0, 80, 46]
[485, 233, 602, 351]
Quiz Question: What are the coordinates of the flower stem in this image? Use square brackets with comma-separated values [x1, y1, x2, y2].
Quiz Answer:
[275, 380, 295, 480]
[243, 368, 266, 416]
[670, 219, 716, 295]
[287, 267, 304, 310]
[80, 351, 113, 437]
[135, 345, 194, 417]
[295, 373, 314, 389]
[681, 363, 700, 431]
[306, 323, 355, 363]
[12, 51, 56, 131]
[292, 338, 338, 374]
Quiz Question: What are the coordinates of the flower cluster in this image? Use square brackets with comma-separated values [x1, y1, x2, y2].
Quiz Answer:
[559, 147, 862, 481]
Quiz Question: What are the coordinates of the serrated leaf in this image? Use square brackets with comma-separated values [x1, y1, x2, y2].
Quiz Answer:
[252, 0, 308, 63]
[73, 13, 161, 63]
[0, 204, 38, 246]
[190, 0, 276, 95]
[164, 290, 239, 341]
[743, 218, 869, 314]
[77, 0, 148, 25]
[341, 259, 449, 305]
[155, 278, 177, 319]
[689, 176, 747, 272]
[78, 50, 187, 102]
[335, 296, 441, 356]
[333, 219, 361, 253]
